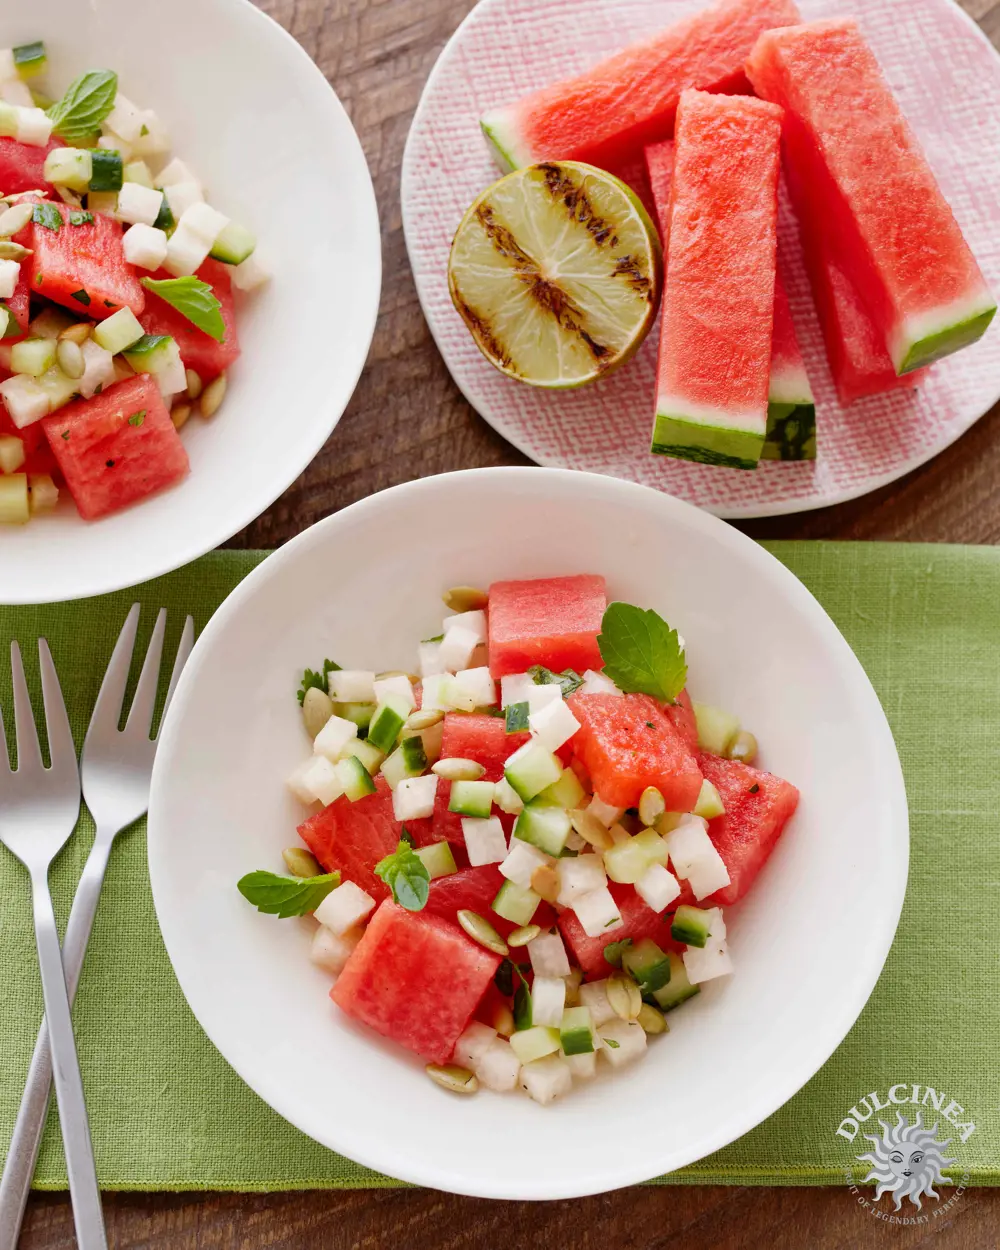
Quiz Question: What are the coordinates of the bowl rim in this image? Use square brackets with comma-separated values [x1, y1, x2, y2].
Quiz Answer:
[148, 466, 910, 1198]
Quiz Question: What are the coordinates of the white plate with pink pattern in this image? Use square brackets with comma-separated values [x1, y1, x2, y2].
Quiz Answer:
[401, 0, 1000, 517]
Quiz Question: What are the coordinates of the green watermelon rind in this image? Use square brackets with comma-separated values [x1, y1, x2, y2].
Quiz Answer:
[480, 111, 532, 172]
[651, 410, 763, 470]
[761, 401, 817, 462]
[896, 302, 997, 375]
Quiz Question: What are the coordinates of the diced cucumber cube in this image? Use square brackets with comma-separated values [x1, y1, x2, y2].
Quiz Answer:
[210, 220, 257, 265]
[93, 306, 144, 355]
[693, 778, 725, 820]
[504, 739, 562, 802]
[538, 766, 586, 810]
[43, 146, 92, 192]
[123, 160, 154, 188]
[334, 701, 375, 732]
[492, 879, 540, 926]
[652, 952, 700, 1012]
[603, 834, 654, 885]
[13, 41, 47, 79]
[670, 904, 714, 948]
[0, 473, 29, 524]
[0, 434, 25, 474]
[414, 840, 458, 880]
[123, 333, 175, 374]
[380, 739, 426, 789]
[0, 102, 17, 139]
[10, 337, 56, 377]
[508, 1025, 560, 1066]
[340, 737, 384, 776]
[448, 779, 494, 818]
[153, 196, 174, 233]
[367, 694, 410, 754]
[622, 938, 671, 995]
[693, 702, 740, 756]
[513, 800, 571, 857]
[505, 701, 529, 733]
[632, 827, 669, 866]
[560, 1005, 596, 1056]
[89, 149, 123, 193]
[335, 755, 376, 802]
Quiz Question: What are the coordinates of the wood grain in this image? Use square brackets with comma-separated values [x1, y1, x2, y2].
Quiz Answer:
[19, 0, 1000, 1244]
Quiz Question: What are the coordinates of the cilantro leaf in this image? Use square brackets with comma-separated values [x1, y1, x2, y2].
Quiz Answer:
[597, 602, 687, 704]
[140, 275, 225, 341]
[603, 937, 633, 968]
[237, 869, 340, 918]
[47, 70, 118, 145]
[297, 658, 341, 706]
[375, 839, 430, 912]
[528, 665, 584, 696]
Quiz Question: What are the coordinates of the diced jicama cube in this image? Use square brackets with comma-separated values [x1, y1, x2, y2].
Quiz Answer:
[181, 201, 230, 245]
[555, 854, 607, 907]
[527, 931, 571, 978]
[475, 1039, 521, 1092]
[122, 223, 168, 270]
[565, 1050, 598, 1079]
[520, 1054, 572, 1105]
[1, 79, 32, 108]
[310, 924, 362, 975]
[587, 794, 624, 827]
[439, 625, 479, 672]
[287, 755, 344, 806]
[328, 670, 376, 702]
[116, 181, 164, 227]
[105, 93, 145, 143]
[571, 886, 622, 937]
[0, 50, 15, 78]
[499, 839, 549, 888]
[164, 180, 203, 218]
[500, 673, 562, 713]
[372, 674, 415, 711]
[635, 862, 681, 913]
[443, 609, 487, 643]
[78, 340, 116, 401]
[130, 112, 170, 157]
[418, 640, 446, 677]
[579, 980, 616, 1027]
[0, 374, 48, 428]
[99, 131, 132, 161]
[598, 1019, 647, 1066]
[683, 938, 733, 983]
[230, 251, 270, 291]
[454, 1021, 498, 1070]
[461, 815, 507, 866]
[313, 714, 359, 762]
[528, 697, 580, 751]
[314, 880, 375, 935]
[0, 258, 18, 299]
[163, 222, 211, 277]
[454, 666, 496, 707]
[665, 815, 731, 899]
[578, 669, 622, 696]
[156, 157, 198, 187]
[531, 976, 567, 1027]
[493, 777, 524, 815]
[16, 107, 51, 146]
[392, 774, 438, 821]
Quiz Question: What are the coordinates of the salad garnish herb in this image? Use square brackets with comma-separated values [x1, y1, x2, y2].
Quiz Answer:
[296, 658, 341, 705]
[375, 838, 430, 912]
[32, 202, 62, 232]
[127, 409, 146, 427]
[513, 965, 532, 1031]
[528, 665, 584, 696]
[141, 275, 225, 342]
[597, 602, 686, 704]
[47, 70, 118, 145]
[237, 868, 340, 917]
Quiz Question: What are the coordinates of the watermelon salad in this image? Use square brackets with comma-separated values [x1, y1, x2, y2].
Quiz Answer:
[0, 42, 268, 525]
[446, 0, 995, 470]
[238, 575, 800, 1105]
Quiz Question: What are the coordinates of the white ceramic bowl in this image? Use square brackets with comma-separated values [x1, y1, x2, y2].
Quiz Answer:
[148, 467, 909, 1199]
[0, 0, 380, 605]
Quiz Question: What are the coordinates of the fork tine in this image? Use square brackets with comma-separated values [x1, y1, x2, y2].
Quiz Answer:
[157, 615, 195, 734]
[124, 608, 167, 737]
[85, 603, 141, 745]
[0, 701, 10, 777]
[38, 639, 76, 774]
[10, 641, 42, 774]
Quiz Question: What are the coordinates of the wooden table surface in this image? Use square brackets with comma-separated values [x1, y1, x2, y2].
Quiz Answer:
[20, 0, 1000, 1245]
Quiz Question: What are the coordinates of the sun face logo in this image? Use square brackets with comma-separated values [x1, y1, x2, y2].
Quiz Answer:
[855, 1111, 958, 1211]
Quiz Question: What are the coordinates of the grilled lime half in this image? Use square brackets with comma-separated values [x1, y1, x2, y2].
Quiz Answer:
[448, 161, 662, 389]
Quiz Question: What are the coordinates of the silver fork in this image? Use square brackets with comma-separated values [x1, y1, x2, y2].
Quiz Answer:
[0, 606, 195, 1250]
[0, 640, 105, 1250]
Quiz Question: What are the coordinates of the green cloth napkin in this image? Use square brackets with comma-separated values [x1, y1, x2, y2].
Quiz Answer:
[1, 542, 998, 1191]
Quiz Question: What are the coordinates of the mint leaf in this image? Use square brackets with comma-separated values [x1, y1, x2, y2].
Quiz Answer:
[603, 937, 633, 968]
[237, 869, 340, 918]
[375, 840, 430, 911]
[296, 658, 341, 706]
[47, 70, 117, 145]
[140, 275, 225, 342]
[127, 409, 146, 427]
[605, 1038, 620, 1049]
[505, 701, 529, 733]
[68, 210, 94, 226]
[32, 202, 62, 232]
[597, 602, 686, 704]
[513, 965, 532, 1030]
[529, 665, 584, 696]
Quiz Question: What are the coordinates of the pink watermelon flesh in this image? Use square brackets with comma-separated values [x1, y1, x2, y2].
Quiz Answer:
[140, 258, 240, 382]
[332, 900, 501, 1064]
[480, 0, 801, 170]
[747, 19, 995, 375]
[0, 136, 62, 194]
[645, 138, 814, 461]
[31, 202, 145, 320]
[651, 90, 783, 470]
[487, 574, 606, 679]
[42, 375, 188, 520]
[699, 752, 799, 907]
[568, 691, 703, 811]
[560, 883, 688, 980]
[432, 713, 529, 843]
[425, 864, 556, 938]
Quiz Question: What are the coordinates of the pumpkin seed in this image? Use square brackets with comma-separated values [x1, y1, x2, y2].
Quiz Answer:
[507, 924, 541, 948]
[56, 339, 85, 380]
[426, 1063, 478, 1094]
[607, 972, 642, 1021]
[442, 586, 489, 613]
[530, 864, 560, 904]
[406, 708, 444, 731]
[0, 240, 31, 262]
[302, 686, 335, 738]
[727, 730, 758, 765]
[282, 847, 321, 878]
[58, 321, 92, 344]
[171, 403, 192, 431]
[0, 202, 33, 237]
[489, 1001, 515, 1038]
[185, 368, 203, 400]
[637, 1003, 668, 1035]
[568, 809, 613, 851]
[432, 757, 486, 782]
[638, 785, 665, 828]
[199, 372, 227, 418]
[457, 909, 509, 956]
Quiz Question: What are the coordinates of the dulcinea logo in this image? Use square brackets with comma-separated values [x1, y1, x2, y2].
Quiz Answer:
[837, 1083, 974, 1225]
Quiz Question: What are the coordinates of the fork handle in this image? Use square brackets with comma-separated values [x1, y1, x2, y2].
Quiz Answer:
[0, 837, 112, 1250]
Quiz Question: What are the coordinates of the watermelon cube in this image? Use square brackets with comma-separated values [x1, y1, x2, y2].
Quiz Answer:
[1, 259, 30, 341]
[559, 882, 687, 980]
[31, 201, 145, 320]
[140, 259, 240, 382]
[698, 752, 799, 906]
[665, 688, 698, 751]
[568, 692, 703, 811]
[747, 20, 995, 375]
[425, 863, 556, 937]
[651, 90, 783, 469]
[432, 712, 529, 842]
[487, 574, 606, 678]
[0, 136, 62, 195]
[42, 375, 188, 520]
[331, 900, 501, 1063]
